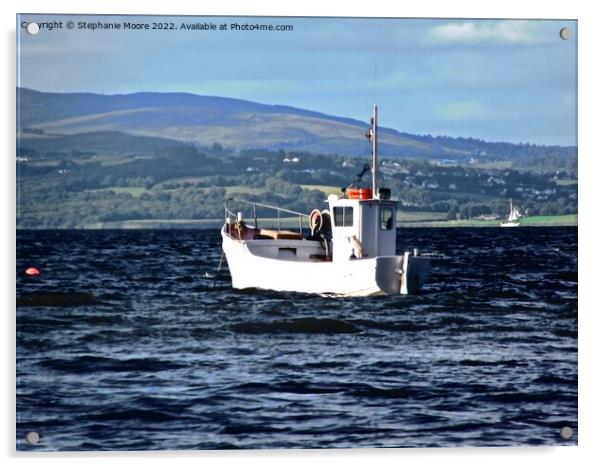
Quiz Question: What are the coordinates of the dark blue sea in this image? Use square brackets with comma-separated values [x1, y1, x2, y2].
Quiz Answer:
[16, 227, 578, 451]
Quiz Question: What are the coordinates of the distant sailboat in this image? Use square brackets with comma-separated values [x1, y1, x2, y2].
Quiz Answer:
[500, 199, 521, 227]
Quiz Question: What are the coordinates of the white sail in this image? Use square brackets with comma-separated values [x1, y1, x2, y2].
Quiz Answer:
[501, 199, 521, 227]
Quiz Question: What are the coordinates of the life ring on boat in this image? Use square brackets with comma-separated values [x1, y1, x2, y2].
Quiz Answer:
[320, 210, 332, 238]
[309, 209, 323, 235]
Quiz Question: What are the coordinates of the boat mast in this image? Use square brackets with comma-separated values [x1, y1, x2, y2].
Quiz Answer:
[371, 104, 378, 199]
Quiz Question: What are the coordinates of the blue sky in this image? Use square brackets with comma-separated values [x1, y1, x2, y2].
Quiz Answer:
[17, 15, 577, 146]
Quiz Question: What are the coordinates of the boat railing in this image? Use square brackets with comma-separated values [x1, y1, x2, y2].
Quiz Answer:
[224, 198, 308, 235]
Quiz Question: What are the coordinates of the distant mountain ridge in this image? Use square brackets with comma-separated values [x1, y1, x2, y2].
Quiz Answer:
[17, 88, 576, 160]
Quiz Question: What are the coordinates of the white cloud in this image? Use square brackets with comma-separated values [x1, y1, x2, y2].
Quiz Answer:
[429, 21, 537, 44]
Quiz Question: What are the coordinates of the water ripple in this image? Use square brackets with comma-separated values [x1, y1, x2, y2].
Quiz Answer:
[16, 227, 577, 450]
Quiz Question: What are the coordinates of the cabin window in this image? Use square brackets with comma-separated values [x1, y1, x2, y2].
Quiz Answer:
[380, 207, 394, 230]
[333, 207, 354, 227]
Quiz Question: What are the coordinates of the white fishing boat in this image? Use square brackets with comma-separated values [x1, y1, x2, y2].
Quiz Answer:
[500, 199, 521, 227]
[220, 105, 430, 296]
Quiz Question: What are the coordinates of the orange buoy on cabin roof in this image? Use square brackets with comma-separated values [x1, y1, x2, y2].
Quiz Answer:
[25, 267, 40, 276]
[347, 187, 373, 200]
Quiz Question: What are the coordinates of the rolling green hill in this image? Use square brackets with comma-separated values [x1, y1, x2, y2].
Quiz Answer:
[16, 88, 577, 229]
[17, 88, 576, 163]
[17, 130, 193, 157]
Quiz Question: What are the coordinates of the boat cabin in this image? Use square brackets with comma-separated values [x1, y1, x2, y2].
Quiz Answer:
[328, 190, 397, 262]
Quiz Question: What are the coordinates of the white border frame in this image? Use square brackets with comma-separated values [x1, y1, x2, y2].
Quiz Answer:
[4, 1, 599, 465]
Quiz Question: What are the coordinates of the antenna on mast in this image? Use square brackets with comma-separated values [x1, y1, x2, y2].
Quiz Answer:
[363, 104, 379, 199]
[371, 104, 378, 199]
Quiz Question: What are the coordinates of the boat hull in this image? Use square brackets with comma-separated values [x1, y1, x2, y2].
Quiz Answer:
[221, 227, 429, 296]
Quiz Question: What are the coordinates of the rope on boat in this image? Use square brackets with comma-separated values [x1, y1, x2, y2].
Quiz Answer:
[212, 247, 226, 287]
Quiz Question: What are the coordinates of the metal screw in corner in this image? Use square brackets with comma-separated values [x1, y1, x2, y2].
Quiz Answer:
[560, 426, 573, 440]
[26, 22, 40, 35]
[25, 431, 40, 445]
[559, 27, 572, 40]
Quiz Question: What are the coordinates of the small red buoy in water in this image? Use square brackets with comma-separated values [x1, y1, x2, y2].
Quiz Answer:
[25, 267, 40, 276]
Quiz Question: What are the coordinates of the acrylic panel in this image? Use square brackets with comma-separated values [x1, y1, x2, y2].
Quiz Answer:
[16, 14, 577, 451]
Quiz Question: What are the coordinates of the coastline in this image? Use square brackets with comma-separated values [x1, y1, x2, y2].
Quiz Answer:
[16, 214, 578, 230]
